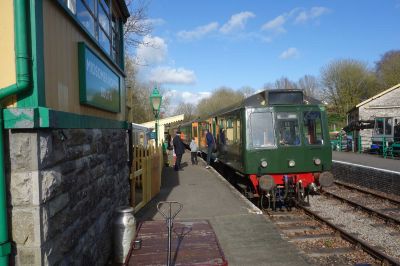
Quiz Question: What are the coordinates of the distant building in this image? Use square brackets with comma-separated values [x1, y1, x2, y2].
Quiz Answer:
[347, 83, 400, 150]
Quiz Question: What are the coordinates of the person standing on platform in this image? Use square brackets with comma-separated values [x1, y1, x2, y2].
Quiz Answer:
[205, 129, 214, 169]
[189, 137, 198, 165]
[173, 131, 185, 171]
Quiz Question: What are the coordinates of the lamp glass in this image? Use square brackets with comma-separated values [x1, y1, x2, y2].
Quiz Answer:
[150, 87, 162, 112]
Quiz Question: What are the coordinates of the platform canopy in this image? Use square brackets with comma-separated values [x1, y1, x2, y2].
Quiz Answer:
[141, 114, 185, 144]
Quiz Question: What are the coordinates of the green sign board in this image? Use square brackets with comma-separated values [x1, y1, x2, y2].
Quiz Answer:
[78, 42, 120, 113]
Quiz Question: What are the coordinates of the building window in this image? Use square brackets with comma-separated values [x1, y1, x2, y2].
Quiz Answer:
[63, 0, 122, 66]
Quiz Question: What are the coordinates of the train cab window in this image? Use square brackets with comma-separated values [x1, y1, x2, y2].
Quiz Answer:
[303, 111, 323, 145]
[277, 113, 300, 146]
[248, 112, 275, 149]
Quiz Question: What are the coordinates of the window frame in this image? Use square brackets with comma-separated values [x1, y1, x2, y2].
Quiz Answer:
[59, 0, 124, 71]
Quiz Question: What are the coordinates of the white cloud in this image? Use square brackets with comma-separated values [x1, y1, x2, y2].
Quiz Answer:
[149, 67, 197, 85]
[143, 18, 166, 27]
[166, 90, 211, 112]
[220, 11, 255, 34]
[295, 7, 330, 23]
[261, 15, 286, 33]
[279, 47, 299, 59]
[177, 22, 219, 40]
[136, 35, 167, 65]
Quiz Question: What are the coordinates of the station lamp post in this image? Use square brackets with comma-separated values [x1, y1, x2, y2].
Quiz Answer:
[150, 87, 162, 146]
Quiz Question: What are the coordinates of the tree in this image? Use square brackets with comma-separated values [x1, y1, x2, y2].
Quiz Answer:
[196, 87, 245, 118]
[297, 75, 321, 99]
[274, 77, 297, 90]
[124, 0, 152, 50]
[174, 102, 197, 122]
[239, 86, 255, 98]
[125, 57, 170, 123]
[321, 59, 378, 115]
[376, 50, 400, 88]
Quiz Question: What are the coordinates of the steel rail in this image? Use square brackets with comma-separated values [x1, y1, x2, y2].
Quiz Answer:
[298, 205, 400, 266]
[323, 190, 400, 226]
[334, 181, 400, 205]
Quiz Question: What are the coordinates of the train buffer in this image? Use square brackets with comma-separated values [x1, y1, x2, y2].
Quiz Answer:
[126, 153, 309, 265]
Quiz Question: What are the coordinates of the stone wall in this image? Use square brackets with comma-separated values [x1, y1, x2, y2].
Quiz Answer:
[7, 128, 130, 265]
[332, 162, 400, 196]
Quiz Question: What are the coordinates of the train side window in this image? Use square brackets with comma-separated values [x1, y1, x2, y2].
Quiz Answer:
[303, 111, 323, 145]
[247, 112, 275, 149]
[277, 113, 301, 146]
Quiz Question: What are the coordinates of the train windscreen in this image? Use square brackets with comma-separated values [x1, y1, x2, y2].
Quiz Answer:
[276, 112, 301, 146]
[247, 111, 275, 149]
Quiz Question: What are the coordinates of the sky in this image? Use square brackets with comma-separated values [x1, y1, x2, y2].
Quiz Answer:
[132, 0, 400, 109]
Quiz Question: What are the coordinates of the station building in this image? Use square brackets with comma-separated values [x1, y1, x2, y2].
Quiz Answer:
[0, 0, 131, 264]
[347, 83, 400, 151]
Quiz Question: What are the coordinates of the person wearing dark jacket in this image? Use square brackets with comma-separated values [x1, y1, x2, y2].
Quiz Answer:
[173, 131, 185, 171]
[205, 129, 214, 169]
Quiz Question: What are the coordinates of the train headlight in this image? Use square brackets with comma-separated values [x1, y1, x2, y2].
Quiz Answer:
[260, 160, 268, 168]
[288, 160, 296, 167]
[314, 158, 321, 165]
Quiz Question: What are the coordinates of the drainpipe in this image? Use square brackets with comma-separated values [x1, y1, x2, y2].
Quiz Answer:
[0, 0, 32, 265]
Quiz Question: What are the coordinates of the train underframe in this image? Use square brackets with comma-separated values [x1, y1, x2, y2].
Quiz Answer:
[230, 170, 331, 211]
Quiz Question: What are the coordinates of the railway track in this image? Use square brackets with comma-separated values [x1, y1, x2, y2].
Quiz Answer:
[264, 182, 400, 265]
[213, 160, 400, 265]
[323, 184, 400, 226]
[265, 204, 400, 265]
[265, 208, 383, 265]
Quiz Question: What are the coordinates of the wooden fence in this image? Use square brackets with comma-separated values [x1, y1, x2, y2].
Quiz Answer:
[130, 145, 163, 212]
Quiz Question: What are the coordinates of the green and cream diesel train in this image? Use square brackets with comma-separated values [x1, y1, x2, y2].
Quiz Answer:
[179, 90, 333, 209]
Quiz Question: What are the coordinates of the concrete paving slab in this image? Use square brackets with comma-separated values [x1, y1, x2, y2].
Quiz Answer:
[134, 153, 310, 266]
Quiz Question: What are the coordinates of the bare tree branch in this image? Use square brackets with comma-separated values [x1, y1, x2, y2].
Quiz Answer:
[123, 0, 152, 50]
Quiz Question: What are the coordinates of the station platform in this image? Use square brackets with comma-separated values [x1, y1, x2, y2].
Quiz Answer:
[131, 153, 309, 266]
[333, 151, 400, 173]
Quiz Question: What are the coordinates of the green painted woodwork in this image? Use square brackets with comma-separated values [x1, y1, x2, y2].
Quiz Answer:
[192, 105, 332, 176]
[243, 105, 332, 175]
[78, 42, 121, 113]
[0, 112, 10, 265]
[119, 19, 125, 70]
[3, 107, 128, 129]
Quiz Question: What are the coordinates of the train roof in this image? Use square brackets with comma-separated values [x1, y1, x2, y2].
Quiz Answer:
[204, 89, 322, 118]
